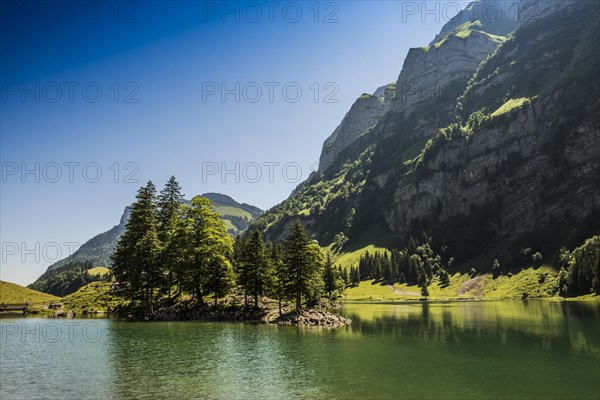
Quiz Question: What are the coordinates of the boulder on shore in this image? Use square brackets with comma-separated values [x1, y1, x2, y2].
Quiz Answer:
[274, 310, 351, 327]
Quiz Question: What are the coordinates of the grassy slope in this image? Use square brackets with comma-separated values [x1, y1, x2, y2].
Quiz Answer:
[334, 236, 597, 302]
[62, 282, 125, 312]
[214, 205, 253, 220]
[341, 263, 599, 302]
[491, 97, 533, 118]
[87, 267, 110, 276]
[0, 280, 60, 304]
[332, 244, 389, 269]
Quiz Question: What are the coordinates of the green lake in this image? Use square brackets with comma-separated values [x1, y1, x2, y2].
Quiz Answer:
[1, 301, 599, 399]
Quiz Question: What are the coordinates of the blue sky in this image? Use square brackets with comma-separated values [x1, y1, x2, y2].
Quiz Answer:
[1, 1, 451, 285]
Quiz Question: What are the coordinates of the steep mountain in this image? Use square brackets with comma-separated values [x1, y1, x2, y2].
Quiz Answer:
[44, 207, 131, 272]
[319, 84, 395, 172]
[250, 0, 600, 269]
[318, 0, 518, 176]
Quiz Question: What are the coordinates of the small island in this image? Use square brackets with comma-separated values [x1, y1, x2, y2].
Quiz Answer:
[106, 177, 351, 327]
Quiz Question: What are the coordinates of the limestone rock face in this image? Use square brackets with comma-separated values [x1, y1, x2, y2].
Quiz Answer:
[389, 32, 504, 118]
[383, 99, 600, 238]
[429, 0, 518, 44]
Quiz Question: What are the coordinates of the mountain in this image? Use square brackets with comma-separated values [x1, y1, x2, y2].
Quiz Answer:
[250, 0, 599, 269]
[39, 193, 262, 274]
[200, 192, 263, 234]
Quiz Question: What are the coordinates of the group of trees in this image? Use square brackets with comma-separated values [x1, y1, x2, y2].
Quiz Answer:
[351, 233, 452, 298]
[111, 177, 348, 317]
[558, 236, 600, 296]
[112, 177, 236, 316]
[233, 224, 346, 314]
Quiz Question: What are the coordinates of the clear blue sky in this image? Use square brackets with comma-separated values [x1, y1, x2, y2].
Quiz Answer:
[1, 1, 451, 285]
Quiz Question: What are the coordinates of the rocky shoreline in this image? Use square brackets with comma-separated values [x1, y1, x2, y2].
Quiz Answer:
[147, 299, 351, 328]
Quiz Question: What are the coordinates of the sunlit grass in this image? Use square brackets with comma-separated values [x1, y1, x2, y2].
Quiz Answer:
[0, 280, 60, 304]
[342, 280, 417, 301]
[342, 267, 565, 302]
[483, 266, 560, 300]
[62, 282, 127, 312]
[213, 205, 253, 219]
[491, 97, 533, 118]
[87, 267, 110, 276]
[334, 245, 389, 269]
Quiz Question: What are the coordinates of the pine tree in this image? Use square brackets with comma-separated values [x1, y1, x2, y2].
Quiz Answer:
[408, 254, 423, 285]
[351, 266, 361, 286]
[418, 266, 429, 299]
[157, 176, 184, 299]
[492, 259, 501, 278]
[269, 243, 287, 315]
[391, 249, 401, 282]
[111, 181, 161, 317]
[439, 269, 451, 287]
[177, 196, 234, 305]
[283, 221, 324, 313]
[361, 251, 371, 280]
[421, 283, 430, 299]
[245, 230, 271, 308]
[323, 253, 337, 297]
[233, 235, 250, 306]
[374, 256, 382, 281]
[407, 236, 418, 255]
[382, 253, 393, 282]
[340, 266, 350, 286]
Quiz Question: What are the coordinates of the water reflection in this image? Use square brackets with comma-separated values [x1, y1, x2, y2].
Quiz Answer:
[2, 301, 598, 400]
[339, 301, 600, 353]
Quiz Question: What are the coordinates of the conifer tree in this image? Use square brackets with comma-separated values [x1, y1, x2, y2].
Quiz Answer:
[269, 242, 287, 315]
[283, 221, 324, 312]
[245, 230, 272, 308]
[323, 253, 337, 297]
[157, 176, 184, 299]
[111, 181, 161, 317]
[177, 196, 234, 305]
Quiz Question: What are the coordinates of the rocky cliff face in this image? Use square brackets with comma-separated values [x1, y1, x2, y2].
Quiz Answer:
[388, 31, 505, 117]
[431, 0, 518, 43]
[384, 99, 599, 241]
[374, 0, 600, 260]
[318, 0, 518, 174]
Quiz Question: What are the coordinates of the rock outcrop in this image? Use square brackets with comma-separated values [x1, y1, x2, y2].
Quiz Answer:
[274, 310, 351, 327]
[319, 86, 393, 173]
[388, 30, 505, 118]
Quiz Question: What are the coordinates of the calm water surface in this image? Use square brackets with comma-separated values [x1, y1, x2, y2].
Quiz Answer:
[1, 301, 599, 399]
